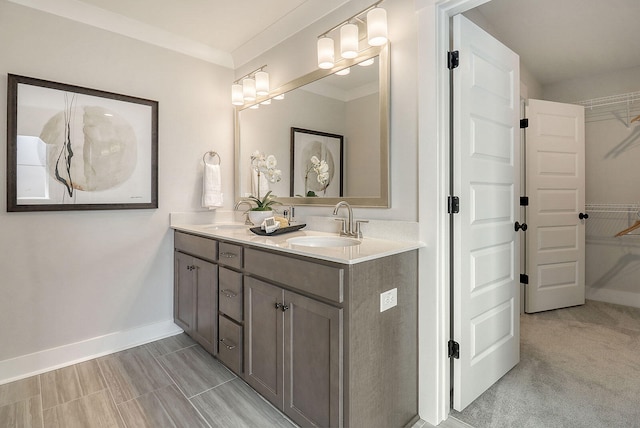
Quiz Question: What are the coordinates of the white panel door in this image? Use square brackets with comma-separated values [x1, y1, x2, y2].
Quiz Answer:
[525, 99, 585, 313]
[452, 15, 520, 411]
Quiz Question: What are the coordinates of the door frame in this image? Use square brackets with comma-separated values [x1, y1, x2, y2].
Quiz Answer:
[416, 0, 494, 424]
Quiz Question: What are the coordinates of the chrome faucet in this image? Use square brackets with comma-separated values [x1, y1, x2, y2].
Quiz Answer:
[234, 200, 253, 225]
[333, 201, 368, 238]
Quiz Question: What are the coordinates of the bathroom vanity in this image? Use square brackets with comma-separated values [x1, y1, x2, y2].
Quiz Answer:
[172, 224, 420, 428]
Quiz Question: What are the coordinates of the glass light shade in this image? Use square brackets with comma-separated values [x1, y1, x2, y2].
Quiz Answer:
[367, 7, 388, 46]
[340, 23, 359, 59]
[231, 84, 244, 105]
[336, 67, 350, 76]
[317, 37, 335, 69]
[243, 77, 256, 101]
[255, 71, 269, 96]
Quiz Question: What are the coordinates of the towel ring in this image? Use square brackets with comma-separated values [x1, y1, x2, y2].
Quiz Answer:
[203, 151, 221, 165]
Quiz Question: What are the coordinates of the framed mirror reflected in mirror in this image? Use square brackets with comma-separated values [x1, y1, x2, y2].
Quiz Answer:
[235, 44, 389, 207]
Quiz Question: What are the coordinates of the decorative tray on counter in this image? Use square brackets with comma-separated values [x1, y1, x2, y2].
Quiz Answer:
[249, 223, 306, 236]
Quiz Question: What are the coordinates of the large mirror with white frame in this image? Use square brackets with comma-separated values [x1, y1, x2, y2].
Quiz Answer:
[235, 44, 389, 207]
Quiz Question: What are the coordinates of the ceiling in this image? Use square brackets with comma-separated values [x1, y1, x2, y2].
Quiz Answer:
[469, 0, 640, 85]
[8, 0, 640, 84]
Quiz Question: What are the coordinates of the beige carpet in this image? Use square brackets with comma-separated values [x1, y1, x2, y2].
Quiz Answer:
[451, 300, 640, 428]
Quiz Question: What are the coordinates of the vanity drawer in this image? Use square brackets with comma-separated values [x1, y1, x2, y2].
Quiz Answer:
[218, 242, 243, 269]
[244, 248, 344, 303]
[218, 315, 242, 375]
[174, 231, 217, 262]
[219, 267, 243, 322]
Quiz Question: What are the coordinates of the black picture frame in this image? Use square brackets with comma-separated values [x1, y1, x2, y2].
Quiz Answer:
[7, 74, 158, 212]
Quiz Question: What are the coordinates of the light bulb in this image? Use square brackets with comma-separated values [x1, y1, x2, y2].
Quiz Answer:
[340, 23, 359, 59]
[255, 71, 269, 96]
[317, 37, 335, 69]
[367, 7, 388, 46]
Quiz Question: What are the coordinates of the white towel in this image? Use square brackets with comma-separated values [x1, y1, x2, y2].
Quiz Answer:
[251, 169, 269, 199]
[202, 163, 223, 209]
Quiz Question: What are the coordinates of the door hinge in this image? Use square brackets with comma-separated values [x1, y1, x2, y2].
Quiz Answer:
[520, 274, 529, 284]
[448, 196, 460, 214]
[448, 51, 459, 69]
[448, 340, 460, 359]
[520, 118, 529, 128]
[520, 196, 529, 206]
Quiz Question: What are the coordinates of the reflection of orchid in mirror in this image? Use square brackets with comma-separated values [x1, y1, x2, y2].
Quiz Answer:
[250, 150, 281, 199]
[305, 155, 330, 196]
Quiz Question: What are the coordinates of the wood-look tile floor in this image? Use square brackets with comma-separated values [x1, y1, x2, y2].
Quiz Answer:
[0, 333, 297, 428]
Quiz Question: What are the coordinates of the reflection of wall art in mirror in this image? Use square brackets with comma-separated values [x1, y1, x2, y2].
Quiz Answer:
[290, 127, 343, 198]
[7, 74, 158, 212]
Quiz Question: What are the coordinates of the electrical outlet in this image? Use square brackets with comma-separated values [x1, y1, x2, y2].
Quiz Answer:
[380, 288, 397, 312]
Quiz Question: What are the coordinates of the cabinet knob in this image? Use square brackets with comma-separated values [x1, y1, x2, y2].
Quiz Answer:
[579, 212, 589, 220]
[281, 304, 289, 312]
[275, 302, 281, 310]
[220, 252, 238, 259]
[220, 289, 237, 298]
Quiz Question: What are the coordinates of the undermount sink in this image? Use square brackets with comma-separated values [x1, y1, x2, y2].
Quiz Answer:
[202, 223, 247, 230]
[287, 236, 361, 248]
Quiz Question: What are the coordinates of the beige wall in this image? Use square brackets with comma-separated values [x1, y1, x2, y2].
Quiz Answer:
[0, 0, 233, 375]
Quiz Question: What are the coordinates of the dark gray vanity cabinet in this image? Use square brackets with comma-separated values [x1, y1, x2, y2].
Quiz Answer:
[244, 276, 343, 428]
[174, 232, 218, 355]
[173, 230, 419, 428]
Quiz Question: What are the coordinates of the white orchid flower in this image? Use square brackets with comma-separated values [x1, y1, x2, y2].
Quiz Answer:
[266, 155, 277, 169]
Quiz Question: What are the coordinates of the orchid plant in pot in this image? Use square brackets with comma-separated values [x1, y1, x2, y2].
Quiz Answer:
[246, 151, 282, 225]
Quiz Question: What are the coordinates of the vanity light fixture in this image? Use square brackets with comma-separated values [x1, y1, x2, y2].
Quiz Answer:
[317, 36, 335, 69]
[231, 83, 244, 106]
[366, 7, 388, 46]
[340, 23, 359, 59]
[242, 77, 256, 102]
[231, 65, 269, 106]
[255, 70, 269, 96]
[316, 0, 387, 70]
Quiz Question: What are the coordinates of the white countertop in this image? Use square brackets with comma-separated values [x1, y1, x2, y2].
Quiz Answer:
[171, 223, 423, 265]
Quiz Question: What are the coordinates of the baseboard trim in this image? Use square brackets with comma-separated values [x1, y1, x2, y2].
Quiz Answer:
[586, 288, 640, 309]
[0, 319, 183, 385]
[440, 416, 475, 428]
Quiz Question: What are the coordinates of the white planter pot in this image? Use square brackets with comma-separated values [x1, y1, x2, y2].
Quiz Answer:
[248, 210, 273, 226]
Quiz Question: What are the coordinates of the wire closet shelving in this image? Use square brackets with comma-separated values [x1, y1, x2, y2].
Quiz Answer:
[574, 91, 640, 127]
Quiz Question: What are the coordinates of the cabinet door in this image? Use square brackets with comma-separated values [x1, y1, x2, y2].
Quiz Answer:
[284, 291, 343, 428]
[244, 277, 283, 408]
[174, 252, 195, 333]
[192, 258, 218, 355]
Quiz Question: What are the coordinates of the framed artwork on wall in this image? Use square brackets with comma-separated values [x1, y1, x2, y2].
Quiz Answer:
[6, 74, 158, 212]
[290, 127, 343, 198]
